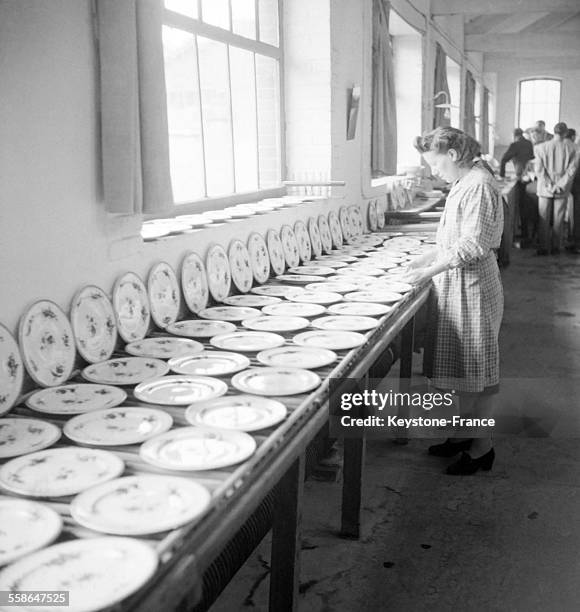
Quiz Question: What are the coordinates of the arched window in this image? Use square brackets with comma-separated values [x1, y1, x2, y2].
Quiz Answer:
[517, 78, 561, 133]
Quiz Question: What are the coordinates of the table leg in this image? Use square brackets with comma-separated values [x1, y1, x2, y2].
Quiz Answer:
[269, 454, 305, 612]
[395, 316, 415, 444]
[340, 437, 366, 539]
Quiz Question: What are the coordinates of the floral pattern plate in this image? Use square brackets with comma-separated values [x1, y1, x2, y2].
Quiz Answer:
[287, 265, 335, 276]
[308, 218, 323, 258]
[349, 206, 364, 236]
[0, 418, 61, 459]
[247, 233, 271, 284]
[327, 302, 392, 317]
[185, 395, 287, 432]
[0, 499, 62, 566]
[305, 281, 359, 294]
[344, 290, 403, 304]
[286, 290, 343, 305]
[261, 302, 326, 317]
[241, 316, 310, 333]
[256, 346, 337, 370]
[133, 375, 228, 406]
[70, 475, 211, 536]
[368, 200, 378, 231]
[82, 357, 169, 385]
[166, 320, 236, 338]
[375, 280, 413, 293]
[169, 351, 250, 376]
[318, 215, 333, 254]
[140, 426, 256, 471]
[112, 272, 150, 343]
[251, 285, 304, 298]
[18, 300, 76, 388]
[293, 330, 366, 351]
[266, 230, 286, 276]
[0, 324, 24, 415]
[70, 286, 117, 364]
[280, 225, 300, 268]
[181, 252, 209, 314]
[64, 407, 173, 446]
[339, 207, 352, 242]
[199, 306, 261, 322]
[210, 331, 285, 352]
[228, 240, 253, 294]
[328, 211, 343, 248]
[231, 367, 321, 396]
[26, 384, 127, 415]
[376, 198, 386, 228]
[0, 537, 157, 612]
[275, 274, 326, 284]
[336, 265, 385, 277]
[0, 447, 125, 497]
[294, 220, 312, 262]
[222, 295, 281, 308]
[311, 315, 379, 332]
[124, 337, 204, 360]
[206, 244, 232, 303]
[147, 262, 181, 329]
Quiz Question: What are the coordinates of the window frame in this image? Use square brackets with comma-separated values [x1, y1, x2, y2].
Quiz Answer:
[154, 0, 286, 217]
[516, 77, 562, 133]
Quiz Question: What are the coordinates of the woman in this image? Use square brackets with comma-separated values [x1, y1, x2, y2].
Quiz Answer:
[403, 127, 504, 475]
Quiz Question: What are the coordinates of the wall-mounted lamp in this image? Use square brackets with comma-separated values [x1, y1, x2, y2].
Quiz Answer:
[433, 91, 457, 120]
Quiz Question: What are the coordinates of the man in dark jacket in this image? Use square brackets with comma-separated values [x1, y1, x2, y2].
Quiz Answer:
[500, 128, 534, 179]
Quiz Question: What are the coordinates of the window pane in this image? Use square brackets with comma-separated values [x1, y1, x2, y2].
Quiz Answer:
[255, 54, 281, 188]
[258, 0, 278, 46]
[202, 0, 229, 29]
[519, 79, 560, 132]
[230, 48, 258, 192]
[198, 37, 234, 196]
[232, 0, 256, 38]
[163, 26, 205, 203]
[165, 0, 198, 19]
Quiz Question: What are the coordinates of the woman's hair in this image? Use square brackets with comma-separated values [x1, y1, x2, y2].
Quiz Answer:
[413, 127, 481, 168]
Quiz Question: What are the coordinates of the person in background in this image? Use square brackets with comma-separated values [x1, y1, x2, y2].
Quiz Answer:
[408, 127, 503, 475]
[534, 122, 577, 255]
[564, 128, 580, 254]
[526, 120, 553, 145]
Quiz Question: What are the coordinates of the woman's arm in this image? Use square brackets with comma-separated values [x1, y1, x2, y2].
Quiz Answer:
[406, 247, 438, 269]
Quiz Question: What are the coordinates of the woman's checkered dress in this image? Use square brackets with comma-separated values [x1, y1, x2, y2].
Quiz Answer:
[423, 166, 504, 394]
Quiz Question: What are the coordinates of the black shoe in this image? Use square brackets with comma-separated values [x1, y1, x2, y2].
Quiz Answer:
[445, 449, 495, 475]
[428, 438, 473, 457]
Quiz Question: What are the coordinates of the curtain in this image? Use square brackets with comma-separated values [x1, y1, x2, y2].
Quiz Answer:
[463, 70, 476, 138]
[433, 43, 450, 129]
[371, 0, 397, 176]
[481, 87, 490, 154]
[96, 0, 173, 214]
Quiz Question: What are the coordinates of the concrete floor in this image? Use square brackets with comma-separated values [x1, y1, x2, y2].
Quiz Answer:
[212, 249, 580, 612]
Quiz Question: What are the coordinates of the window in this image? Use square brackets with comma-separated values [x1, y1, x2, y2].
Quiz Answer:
[162, 0, 282, 205]
[474, 79, 482, 140]
[518, 78, 561, 133]
[445, 57, 460, 128]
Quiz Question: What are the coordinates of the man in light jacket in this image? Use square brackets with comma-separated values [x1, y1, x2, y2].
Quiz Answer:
[534, 122, 577, 255]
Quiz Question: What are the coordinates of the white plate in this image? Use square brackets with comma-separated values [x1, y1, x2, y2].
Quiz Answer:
[336, 248, 368, 257]
[261, 302, 326, 317]
[275, 274, 327, 284]
[186, 395, 287, 432]
[242, 316, 310, 333]
[140, 427, 256, 471]
[64, 407, 173, 446]
[134, 375, 228, 406]
[339, 206, 352, 241]
[294, 220, 312, 262]
[349, 206, 364, 236]
[71, 475, 211, 536]
[175, 213, 213, 227]
[376, 198, 386, 228]
[349, 234, 383, 248]
[305, 281, 359, 294]
[318, 215, 333, 254]
[344, 290, 403, 304]
[247, 233, 271, 284]
[287, 290, 343, 305]
[335, 266, 385, 277]
[228, 239, 253, 293]
[70, 286, 117, 364]
[280, 225, 300, 268]
[311, 315, 379, 332]
[328, 302, 393, 317]
[210, 331, 285, 352]
[0, 499, 62, 566]
[316, 254, 357, 263]
[232, 367, 321, 396]
[82, 357, 169, 385]
[328, 211, 343, 248]
[327, 274, 376, 288]
[368, 200, 378, 231]
[0, 447, 124, 497]
[199, 306, 261, 322]
[204, 209, 233, 221]
[309, 260, 348, 269]
[147, 262, 181, 329]
[251, 285, 304, 298]
[222, 294, 281, 308]
[308, 218, 323, 258]
[266, 230, 286, 276]
[374, 280, 413, 293]
[18, 300, 76, 388]
[166, 319, 237, 338]
[26, 384, 127, 415]
[287, 265, 335, 276]
[206, 244, 232, 303]
[169, 351, 250, 376]
[293, 330, 366, 351]
[125, 336, 204, 359]
[0, 418, 61, 459]
[141, 223, 171, 240]
[383, 236, 422, 249]
[257, 346, 336, 369]
[181, 251, 209, 314]
[0, 324, 24, 415]
[0, 537, 157, 612]
[112, 272, 150, 343]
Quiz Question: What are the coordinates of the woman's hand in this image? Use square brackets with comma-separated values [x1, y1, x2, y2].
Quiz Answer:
[400, 267, 432, 285]
[406, 248, 438, 270]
